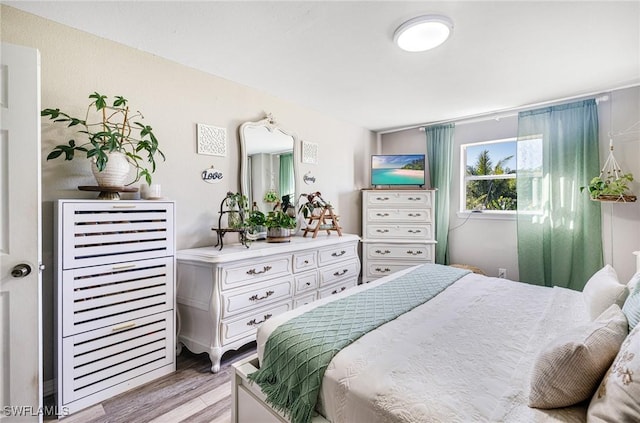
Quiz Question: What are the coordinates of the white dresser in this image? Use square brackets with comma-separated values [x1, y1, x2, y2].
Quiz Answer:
[361, 190, 436, 282]
[176, 233, 360, 372]
[55, 200, 176, 415]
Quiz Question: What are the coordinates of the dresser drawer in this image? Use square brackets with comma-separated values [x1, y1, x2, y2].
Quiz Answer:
[318, 279, 358, 299]
[220, 301, 291, 344]
[366, 224, 433, 240]
[365, 191, 431, 207]
[317, 242, 358, 266]
[61, 310, 174, 405]
[365, 243, 434, 262]
[61, 257, 174, 336]
[365, 262, 423, 279]
[221, 279, 293, 318]
[366, 208, 431, 223]
[294, 271, 318, 295]
[221, 256, 292, 290]
[293, 251, 317, 273]
[319, 259, 360, 287]
[293, 292, 318, 308]
[60, 201, 174, 269]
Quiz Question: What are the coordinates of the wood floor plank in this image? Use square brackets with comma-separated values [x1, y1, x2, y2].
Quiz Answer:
[200, 382, 231, 406]
[148, 396, 208, 423]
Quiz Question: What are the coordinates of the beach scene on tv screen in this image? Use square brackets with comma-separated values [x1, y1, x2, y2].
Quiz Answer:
[372, 155, 425, 185]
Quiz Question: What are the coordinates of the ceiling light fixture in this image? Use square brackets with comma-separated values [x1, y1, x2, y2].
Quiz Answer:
[393, 15, 453, 52]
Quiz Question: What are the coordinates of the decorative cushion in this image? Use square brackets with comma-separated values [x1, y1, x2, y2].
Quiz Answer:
[587, 324, 640, 422]
[627, 271, 640, 292]
[582, 265, 628, 320]
[528, 304, 628, 409]
[623, 285, 640, 330]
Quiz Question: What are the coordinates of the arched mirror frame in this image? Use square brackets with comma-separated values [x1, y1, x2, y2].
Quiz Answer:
[239, 114, 299, 212]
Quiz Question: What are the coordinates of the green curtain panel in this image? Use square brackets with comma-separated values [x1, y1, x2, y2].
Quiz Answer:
[279, 153, 295, 198]
[516, 99, 603, 290]
[425, 123, 455, 264]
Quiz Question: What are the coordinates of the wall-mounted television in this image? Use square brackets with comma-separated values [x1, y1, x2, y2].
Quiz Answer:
[371, 154, 426, 187]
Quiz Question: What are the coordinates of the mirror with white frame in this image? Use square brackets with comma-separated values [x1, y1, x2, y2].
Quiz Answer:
[239, 115, 298, 214]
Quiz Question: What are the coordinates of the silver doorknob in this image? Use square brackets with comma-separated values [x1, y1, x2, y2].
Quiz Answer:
[11, 264, 31, 278]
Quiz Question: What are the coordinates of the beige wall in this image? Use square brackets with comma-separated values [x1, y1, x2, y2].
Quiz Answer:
[1, 5, 376, 386]
[381, 87, 640, 284]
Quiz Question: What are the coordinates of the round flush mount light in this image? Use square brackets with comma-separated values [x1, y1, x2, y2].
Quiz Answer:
[393, 14, 453, 52]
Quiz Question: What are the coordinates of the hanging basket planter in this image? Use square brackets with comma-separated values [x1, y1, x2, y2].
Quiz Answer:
[581, 139, 636, 203]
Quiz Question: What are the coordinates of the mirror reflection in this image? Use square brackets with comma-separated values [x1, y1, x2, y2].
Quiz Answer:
[240, 116, 297, 214]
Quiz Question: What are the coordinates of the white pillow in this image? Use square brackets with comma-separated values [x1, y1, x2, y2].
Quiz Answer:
[583, 265, 628, 320]
[528, 304, 628, 409]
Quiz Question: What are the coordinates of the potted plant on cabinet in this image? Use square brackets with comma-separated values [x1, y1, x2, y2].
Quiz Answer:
[265, 210, 297, 243]
[246, 208, 267, 240]
[42, 92, 165, 186]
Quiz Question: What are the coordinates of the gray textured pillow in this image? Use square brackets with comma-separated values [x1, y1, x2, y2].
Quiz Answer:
[528, 304, 628, 409]
[588, 323, 640, 422]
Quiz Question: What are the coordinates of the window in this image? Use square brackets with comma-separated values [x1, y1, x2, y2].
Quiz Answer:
[461, 138, 517, 212]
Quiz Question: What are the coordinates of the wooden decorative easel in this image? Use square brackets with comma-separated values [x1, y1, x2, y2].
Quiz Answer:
[302, 205, 343, 238]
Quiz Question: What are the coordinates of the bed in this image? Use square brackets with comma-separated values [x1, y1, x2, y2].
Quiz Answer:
[231, 262, 637, 423]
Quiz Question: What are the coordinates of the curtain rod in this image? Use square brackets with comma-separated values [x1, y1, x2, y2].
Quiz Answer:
[377, 82, 640, 135]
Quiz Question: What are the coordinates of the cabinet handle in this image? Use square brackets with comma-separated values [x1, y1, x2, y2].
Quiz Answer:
[333, 269, 348, 276]
[305, 282, 311, 286]
[249, 290, 275, 302]
[408, 197, 422, 201]
[331, 250, 346, 257]
[331, 287, 347, 295]
[376, 229, 390, 233]
[408, 213, 422, 217]
[112, 263, 136, 270]
[406, 250, 423, 256]
[246, 314, 273, 326]
[111, 321, 136, 332]
[303, 260, 310, 264]
[407, 229, 422, 234]
[375, 197, 389, 201]
[375, 267, 391, 273]
[375, 213, 389, 217]
[374, 249, 391, 255]
[247, 266, 272, 275]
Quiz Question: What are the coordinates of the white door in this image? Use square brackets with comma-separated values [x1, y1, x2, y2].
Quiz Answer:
[0, 43, 42, 422]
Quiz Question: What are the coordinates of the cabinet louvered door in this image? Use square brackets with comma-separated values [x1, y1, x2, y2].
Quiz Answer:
[61, 202, 175, 269]
[62, 310, 174, 404]
[61, 257, 174, 336]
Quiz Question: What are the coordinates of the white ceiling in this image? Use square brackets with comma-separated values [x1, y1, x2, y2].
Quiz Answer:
[7, 1, 640, 132]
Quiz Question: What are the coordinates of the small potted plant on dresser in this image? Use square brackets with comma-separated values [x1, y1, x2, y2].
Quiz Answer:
[42, 92, 165, 193]
[265, 210, 297, 243]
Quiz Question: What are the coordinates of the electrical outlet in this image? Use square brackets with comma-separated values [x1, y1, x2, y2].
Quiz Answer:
[498, 268, 506, 278]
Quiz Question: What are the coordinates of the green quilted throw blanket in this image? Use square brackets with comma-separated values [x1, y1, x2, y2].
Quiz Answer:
[248, 263, 471, 423]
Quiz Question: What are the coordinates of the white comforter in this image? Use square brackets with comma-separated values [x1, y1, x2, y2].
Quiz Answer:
[257, 267, 590, 423]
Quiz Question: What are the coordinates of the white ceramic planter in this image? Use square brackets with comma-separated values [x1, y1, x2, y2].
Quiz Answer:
[91, 152, 131, 187]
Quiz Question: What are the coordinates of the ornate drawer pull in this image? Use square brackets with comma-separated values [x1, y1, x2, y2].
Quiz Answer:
[304, 260, 310, 264]
[408, 213, 421, 217]
[407, 229, 422, 234]
[375, 267, 391, 273]
[408, 197, 422, 201]
[249, 290, 274, 301]
[331, 250, 346, 257]
[376, 213, 389, 217]
[375, 249, 391, 255]
[375, 197, 389, 201]
[331, 287, 347, 295]
[406, 250, 423, 256]
[333, 269, 348, 276]
[247, 266, 272, 275]
[376, 229, 390, 233]
[246, 314, 273, 326]
[305, 282, 311, 286]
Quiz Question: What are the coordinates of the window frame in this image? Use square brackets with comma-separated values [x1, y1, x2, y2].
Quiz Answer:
[459, 137, 518, 215]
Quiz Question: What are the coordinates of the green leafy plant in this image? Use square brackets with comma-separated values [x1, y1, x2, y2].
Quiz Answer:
[265, 210, 297, 229]
[297, 191, 329, 218]
[224, 192, 249, 229]
[246, 209, 266, 227]
[263, 189, 279, 203]
[580, 173, 635, 199]
[42, 92, 165, 185]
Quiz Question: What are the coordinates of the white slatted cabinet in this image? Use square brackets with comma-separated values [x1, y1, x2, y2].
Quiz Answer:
[55, 200, 176, 415]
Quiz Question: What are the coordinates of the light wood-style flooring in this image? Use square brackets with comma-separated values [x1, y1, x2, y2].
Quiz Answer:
[51, 343, 256, 423]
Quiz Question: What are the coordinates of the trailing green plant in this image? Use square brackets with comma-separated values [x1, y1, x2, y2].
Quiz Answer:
[246, 209, 266, 227]
[224, 192, 249, 229]
[42, 92, 165, 185]
[265, 210, 297, 229]
[263, 189, 279, 203]
[580, 173, 634, 199]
